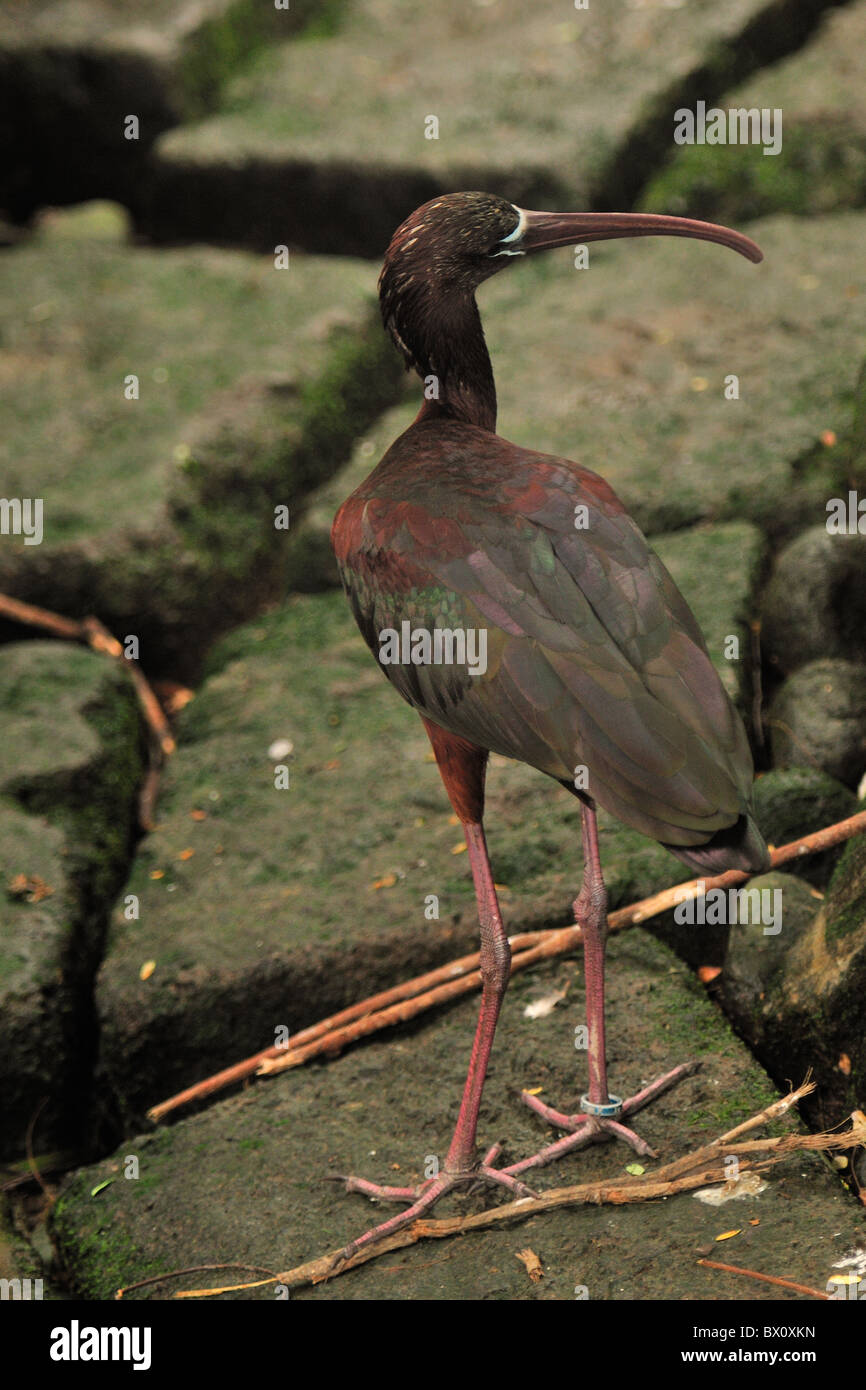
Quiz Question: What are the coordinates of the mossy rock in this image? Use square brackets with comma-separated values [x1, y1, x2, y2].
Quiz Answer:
[147, 0, 778, 256]
[0, 221, 404, 678]
[0, 641, 145, 1159]
[56, 929, 862, 1300]
[769, 659, 866, 789]
[652, 521, 764, 708]
[761, 526, 866, 678]
[640, 0, 866, 223]
[721, 840, 866, 1129]
[0, 0, 323, 220]
[752, 766, 856, 886]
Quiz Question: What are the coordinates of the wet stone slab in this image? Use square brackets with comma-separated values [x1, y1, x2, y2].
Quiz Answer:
[0, 0, 303, 219]
[55, 930, 863, 1300]
[148, 0, 777, 255]
[0, 211, 401, 676]
[641, 0, 866, 222]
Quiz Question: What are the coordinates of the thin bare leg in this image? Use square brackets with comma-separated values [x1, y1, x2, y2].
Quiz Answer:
[335, 809, 536, 1264]
[505, 799, 697, 1177]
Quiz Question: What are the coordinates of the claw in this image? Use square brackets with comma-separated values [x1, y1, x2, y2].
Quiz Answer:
[506, 1061, 699, 1177]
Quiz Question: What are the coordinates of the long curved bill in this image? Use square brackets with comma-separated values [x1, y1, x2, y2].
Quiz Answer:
[517, 208, 762, 264]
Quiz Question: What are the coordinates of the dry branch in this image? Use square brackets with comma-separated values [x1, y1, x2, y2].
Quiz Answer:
[0, 592, 175, 827]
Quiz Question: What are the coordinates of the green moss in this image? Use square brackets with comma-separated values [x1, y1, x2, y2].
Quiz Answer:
[52, 1177, 163, 1301]
[178, 0, 348, 117]
[825, 836, 866, 943]
[640, 118, 866, 225]
[753, 767, 857, 887]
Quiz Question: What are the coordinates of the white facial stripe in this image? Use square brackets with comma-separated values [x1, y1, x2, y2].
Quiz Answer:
[500, 206, 528, 243]
[492, 204, 528, 257]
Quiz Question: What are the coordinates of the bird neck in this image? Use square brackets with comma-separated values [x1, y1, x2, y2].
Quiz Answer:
[404, 292, 498, 433]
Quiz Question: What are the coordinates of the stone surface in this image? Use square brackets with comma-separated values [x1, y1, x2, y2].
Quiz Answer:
[762, 525, 866, 678]
[769, 658, 866, 789]
[641, 0, 866, 222]
[0, 213, 403, 677]
[751, 766, 857, 887]
[147, 0, 787, 255]
[0, 641, 144, 1159]
[55, 930, 862, 1300]
[0, 0, 305, 219]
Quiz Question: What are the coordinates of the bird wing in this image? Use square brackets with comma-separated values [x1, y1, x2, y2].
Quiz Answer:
[332, 419, 756, 850]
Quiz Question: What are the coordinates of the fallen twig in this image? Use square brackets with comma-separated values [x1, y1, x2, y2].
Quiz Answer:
[117, 1262, 279, 1301]
[696, 1258, 829, 1300]
[0, 592, 175, 827]
[148, 810, 866, 1123]
[127, 1089, 862, 1297]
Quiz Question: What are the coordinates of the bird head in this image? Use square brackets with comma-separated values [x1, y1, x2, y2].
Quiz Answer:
[379, 190, 762, 370]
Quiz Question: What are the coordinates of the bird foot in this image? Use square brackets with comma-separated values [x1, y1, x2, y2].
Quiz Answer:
[330, 1144, 538, 1270]
[503, 1060, 700, 1178]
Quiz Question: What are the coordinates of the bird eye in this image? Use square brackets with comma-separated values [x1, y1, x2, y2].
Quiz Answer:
[491, 206, 527, 257]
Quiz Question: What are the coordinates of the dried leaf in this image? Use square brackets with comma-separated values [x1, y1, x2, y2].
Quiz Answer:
[178, 848, 195, 861]
[371, 873, 397, 890]
[140, 960, 156, 981]
[715, 1229, 742, 1242]
[838, 1053, 852, 1076]
[515, 1249, 543, 1283]
[7, 873, 54, 903]
[698, 965, 722, 984]
[523, 988, 566, 1020]
[694, 1173, 767, 1206]
[164, 685, 194, 714]
[451, 842, 467, 855]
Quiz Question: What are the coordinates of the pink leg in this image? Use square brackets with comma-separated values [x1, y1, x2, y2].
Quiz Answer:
[505, 799, 697, 1177]
[335, 819, 536, 1264]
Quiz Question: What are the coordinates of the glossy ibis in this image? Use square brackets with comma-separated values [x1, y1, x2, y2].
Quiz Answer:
[331, 192, 769, 1259]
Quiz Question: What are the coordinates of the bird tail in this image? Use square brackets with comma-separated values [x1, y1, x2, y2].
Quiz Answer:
[663, 813, 770, 878]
